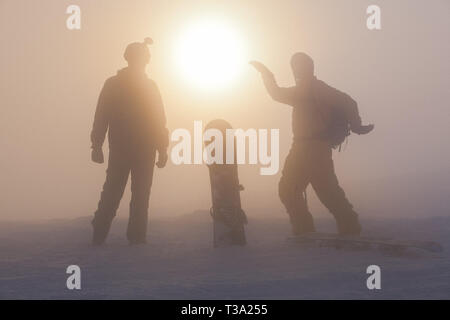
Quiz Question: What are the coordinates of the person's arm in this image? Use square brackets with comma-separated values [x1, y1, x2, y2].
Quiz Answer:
[250, 61, 293, 105]
[342, 93, 362, 130]
[341, 93, 374, 135]
[91, 80, 111, 150]
[90, 79, 112, 163]
[150, 81, 169, 168]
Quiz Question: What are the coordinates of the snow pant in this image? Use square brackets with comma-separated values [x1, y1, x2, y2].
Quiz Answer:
[278, 140, 360, 235]
[92, 147, 156, 244]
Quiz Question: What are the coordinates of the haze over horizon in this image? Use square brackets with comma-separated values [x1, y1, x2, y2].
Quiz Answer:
[1, 0, 449, 220]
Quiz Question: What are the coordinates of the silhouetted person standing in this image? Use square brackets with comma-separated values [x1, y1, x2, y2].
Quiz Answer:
[251, 53, 373, 235]
[90, 38, 169, 245]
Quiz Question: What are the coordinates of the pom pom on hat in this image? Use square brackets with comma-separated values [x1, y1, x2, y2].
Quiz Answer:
[124, 38, 152, 63]
[144, 37, 153, 45]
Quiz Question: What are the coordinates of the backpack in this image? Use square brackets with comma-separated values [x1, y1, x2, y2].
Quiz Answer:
[327, 106, 351, 151]
[313, 81, 358, 151]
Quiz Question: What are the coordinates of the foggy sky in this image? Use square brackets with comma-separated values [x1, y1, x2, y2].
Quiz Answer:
[1, 0, 449, 220]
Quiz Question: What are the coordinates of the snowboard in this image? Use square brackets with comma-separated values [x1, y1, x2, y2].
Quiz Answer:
[205, 119, 247, 248]
[288, 232, 443, 254]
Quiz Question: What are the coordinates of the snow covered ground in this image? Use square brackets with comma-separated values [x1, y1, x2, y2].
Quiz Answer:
[1, 211, 449, 299]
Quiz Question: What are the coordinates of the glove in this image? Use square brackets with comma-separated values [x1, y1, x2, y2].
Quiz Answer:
[91, 147, 104, 164]
[352, 124, 374, 135]
[249, 61, 273, 76]
[156, 150, 168, 168]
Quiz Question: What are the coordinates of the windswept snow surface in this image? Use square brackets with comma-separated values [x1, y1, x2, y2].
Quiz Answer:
[1, 211, 449, 299]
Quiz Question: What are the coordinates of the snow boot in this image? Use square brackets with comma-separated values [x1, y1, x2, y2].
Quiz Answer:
[290, 213, 316, 235]
[91, 215, 114, 245]
[336, 212, 361, 236]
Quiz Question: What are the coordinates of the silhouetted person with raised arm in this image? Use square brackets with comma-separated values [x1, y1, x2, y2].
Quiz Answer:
[90, 38, 169, 245]
[250, 53, 373, 235]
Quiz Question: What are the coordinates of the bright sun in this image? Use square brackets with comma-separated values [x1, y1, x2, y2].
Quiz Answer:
[174, 19, 246, 91]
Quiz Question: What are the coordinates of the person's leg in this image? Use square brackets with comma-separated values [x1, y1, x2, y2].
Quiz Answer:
[92, 151, 130, 245]
[127, 149, 156, 244]
[278, 144, 315, 235]
[310, 146, 361, 235]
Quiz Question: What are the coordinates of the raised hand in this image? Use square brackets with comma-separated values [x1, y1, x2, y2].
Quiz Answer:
[249, 61, 272, 75]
